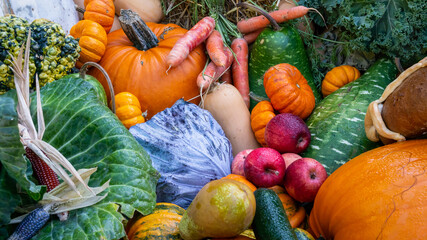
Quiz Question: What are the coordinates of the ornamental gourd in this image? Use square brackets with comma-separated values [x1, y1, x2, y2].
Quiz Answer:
[83, 0, 115, 33]
[365, 57, 427, 144]
[250, 101, 276, 146]
[113, 92, 145, 129]
[70, 20, 107, 68]
[321, 65, 360, 97]
[264, 64, 315, 119]
[126, 202, 185, 240]
[309, 139, 427, 239]
[90, 10, 206, 119]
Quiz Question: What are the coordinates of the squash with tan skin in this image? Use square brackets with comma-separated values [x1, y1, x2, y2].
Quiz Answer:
[114, 0, 164, 23]
[365, 57, 427, 144]
[202, 83, 261, 157]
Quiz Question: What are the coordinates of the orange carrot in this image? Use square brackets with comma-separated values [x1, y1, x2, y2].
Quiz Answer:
[243, 28, 264, 44]
[221, 69, 232, 84]
[197, 46, 233, 90]
[237, 6, 310, 34]
[206, 30, 227, 67]
[231, 38, 250, 108]
[167, 16, 215, 68]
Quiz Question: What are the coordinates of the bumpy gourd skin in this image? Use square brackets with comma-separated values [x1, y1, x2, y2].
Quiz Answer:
[0, 15, 80, 94]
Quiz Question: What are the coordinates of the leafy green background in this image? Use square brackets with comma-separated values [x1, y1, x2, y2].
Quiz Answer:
[298, 0, 426, 83]
[0, 77, 160, 239]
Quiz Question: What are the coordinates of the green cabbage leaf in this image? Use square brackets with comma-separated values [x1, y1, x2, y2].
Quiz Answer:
[0, 77, 159, 239]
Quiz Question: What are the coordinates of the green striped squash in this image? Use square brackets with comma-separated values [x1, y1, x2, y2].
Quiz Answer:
[301, 59, 398, 175]
[127, 202, 185, 240]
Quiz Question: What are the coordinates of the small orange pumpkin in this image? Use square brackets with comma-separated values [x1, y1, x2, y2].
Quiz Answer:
[70, 20, 107, 68]
[113, 92, 145, 129]
[222, 174, 257, 192]
[83, 0, 115, 33]
[264, 63, 315, 119]
[321, 65, 360, 97]
[250, 100, 276, 146]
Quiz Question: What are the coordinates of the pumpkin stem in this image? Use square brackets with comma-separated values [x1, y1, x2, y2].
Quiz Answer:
[74, 4, 85, 14]
[79, 62, 116, 114]
[119, 9, 159, 51]
[237, 2, 281, 31]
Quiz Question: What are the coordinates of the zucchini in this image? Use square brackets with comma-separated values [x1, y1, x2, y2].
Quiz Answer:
[252, 188, 298, 240]
[301, 58, 398, 175]
[248, 24, 322, 109]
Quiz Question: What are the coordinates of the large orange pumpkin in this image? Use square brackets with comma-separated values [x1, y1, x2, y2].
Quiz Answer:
[309, 139, 427, 240]
[90, 10, 206, 119]
[263, 63, 315, 119]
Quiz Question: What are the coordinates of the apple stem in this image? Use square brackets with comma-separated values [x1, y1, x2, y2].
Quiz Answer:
[267, 169, 280, 176]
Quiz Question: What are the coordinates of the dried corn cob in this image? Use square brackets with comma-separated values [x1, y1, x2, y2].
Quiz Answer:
[25, 148, 59, 192]
[8, 207, 50, 240]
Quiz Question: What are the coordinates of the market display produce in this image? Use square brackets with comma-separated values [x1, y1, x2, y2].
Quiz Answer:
[0, 0, 426, 239]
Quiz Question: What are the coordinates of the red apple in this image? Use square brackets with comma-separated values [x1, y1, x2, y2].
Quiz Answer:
[244, 148, 286, 188]
[281, 153, 302, 168]
[264, 113, 311, 154]
[231, 149, 254, 176]
[283, 158, 327, 202]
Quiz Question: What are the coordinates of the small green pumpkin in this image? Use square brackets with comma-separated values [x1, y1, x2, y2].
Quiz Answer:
[127, 202, 185, 240]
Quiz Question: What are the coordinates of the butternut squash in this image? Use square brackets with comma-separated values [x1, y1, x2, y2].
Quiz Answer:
[114, 0, 164, 23]
[202, 83, 261, 157]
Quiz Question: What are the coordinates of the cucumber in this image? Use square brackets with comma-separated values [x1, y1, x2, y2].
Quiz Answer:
[301, 58, 398, 175]
[248, 24, 322, 109]
[252, 188, 298, 240]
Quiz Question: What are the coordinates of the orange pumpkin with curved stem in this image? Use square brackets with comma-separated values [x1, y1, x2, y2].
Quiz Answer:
[84, 0, 115, 33]
[89, 10, 206, 119]
[250, 100, 276, 146]
[264, 63, 315, 119]
[309, 139, 427, 239]
[321, 65, 360, 97]
[70, 20, 107, 68]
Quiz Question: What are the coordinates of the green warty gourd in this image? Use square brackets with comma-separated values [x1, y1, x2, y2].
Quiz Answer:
[0, 15, 80, 94]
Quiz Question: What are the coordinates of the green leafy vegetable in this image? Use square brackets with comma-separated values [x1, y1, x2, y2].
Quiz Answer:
[0, 92, 44, 200]
[300, 0, 427, 71]
[0, 77, 159, 239]
[0, 167, 20, 227]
